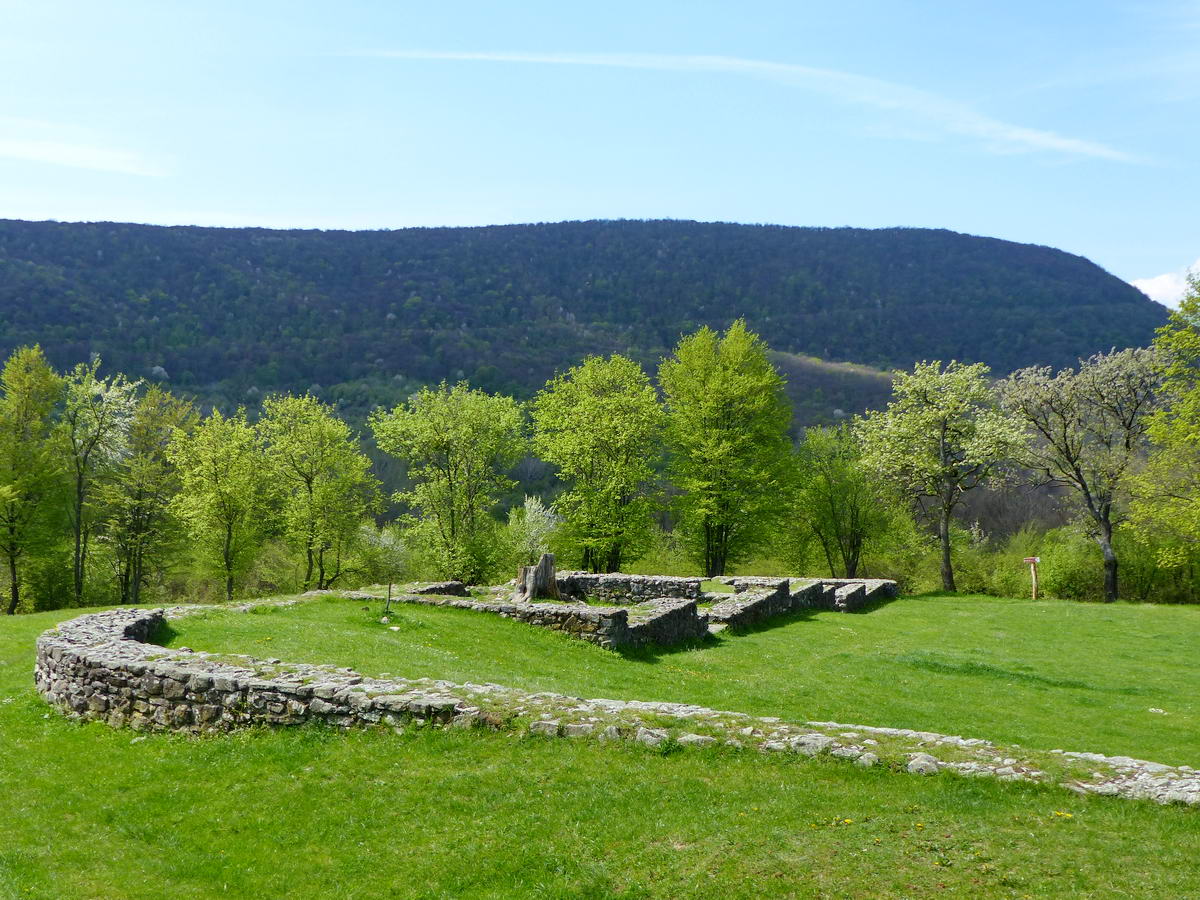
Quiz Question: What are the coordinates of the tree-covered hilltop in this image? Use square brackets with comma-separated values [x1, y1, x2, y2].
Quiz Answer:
[0, 218, 1165, 413]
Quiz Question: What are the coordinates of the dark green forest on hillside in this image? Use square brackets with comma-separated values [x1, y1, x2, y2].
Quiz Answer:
[0, 218, 1165, 420]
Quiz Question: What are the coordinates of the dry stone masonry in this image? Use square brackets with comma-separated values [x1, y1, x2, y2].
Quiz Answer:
[34, 602, 1200, 808]
[554, 572, 703, 604]
[380, 571, 896, 650]
[379, 591, 708, 650]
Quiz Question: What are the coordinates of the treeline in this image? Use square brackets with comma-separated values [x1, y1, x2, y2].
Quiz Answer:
[0, 218, 1165, 418]
[4, 275, 1199, 613]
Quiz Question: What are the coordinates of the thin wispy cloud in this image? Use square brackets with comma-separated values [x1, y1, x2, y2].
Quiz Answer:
[0, 118, 167, 177]
[355, 50, 1137, 163]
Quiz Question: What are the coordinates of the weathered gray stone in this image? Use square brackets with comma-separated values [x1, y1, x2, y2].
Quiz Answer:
[635, 727, 668, 747]
[792, 734, 835, 756]
[907, 753, 942, 775]
[410, 581, 469, 597]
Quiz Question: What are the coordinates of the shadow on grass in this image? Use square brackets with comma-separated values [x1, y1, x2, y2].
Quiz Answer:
[149, 618, 180, 647]
[615, 632, 728, 664]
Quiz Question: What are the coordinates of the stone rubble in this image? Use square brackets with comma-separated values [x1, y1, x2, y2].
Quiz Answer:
[33, 602, 1200, 808]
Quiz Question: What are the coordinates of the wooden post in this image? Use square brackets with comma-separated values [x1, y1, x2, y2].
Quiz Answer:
[1023, 557, 1040, 601]
[515, 553, 561, 602]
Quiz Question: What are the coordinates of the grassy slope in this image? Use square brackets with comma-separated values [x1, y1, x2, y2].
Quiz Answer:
[0, 598, 1194, 898]
[171, 593, 1199, 764]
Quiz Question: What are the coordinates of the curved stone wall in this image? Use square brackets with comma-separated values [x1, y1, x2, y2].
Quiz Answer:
[33, 603, 1200, 806]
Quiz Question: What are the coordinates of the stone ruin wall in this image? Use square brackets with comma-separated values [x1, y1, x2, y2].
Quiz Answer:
[314, 572, 897, 653]
[35, 604, 1200, 807]
[37, 607, 481, 735]
[555, 573, 703, 604]
[385, 592, 708, 650]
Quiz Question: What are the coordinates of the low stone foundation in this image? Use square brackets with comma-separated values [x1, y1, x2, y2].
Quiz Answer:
[379, 574, 896, 650]
[34, 605, 1200, 807]
[627, 598, 710, 646]
[385, 592, 707, 651]
[708, 580, 820, 628]
[555, 573, 702, 604]
[814, 579, 897, 607]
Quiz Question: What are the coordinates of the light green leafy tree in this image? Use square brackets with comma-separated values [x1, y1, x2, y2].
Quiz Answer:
[259, 394, 381, 590]
[58, 359, 141, 604]
[786, 424, 897, 578]
[98, 386, 198, 605]
[168, 409, 276, 602]
[659, 320, 793, 576]
[370, 382, 525, 583]
[1130, 272, 1200, 562]
[356, 522, 408, 591]
[1000, 348, 1161, 602]
[0, 347, 64, 614]
[531, 355, 663, 572]
[857, 360, 1023, 592]
[504, 495, 560, 567]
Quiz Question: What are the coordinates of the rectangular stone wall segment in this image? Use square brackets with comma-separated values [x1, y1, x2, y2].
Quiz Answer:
[833, 584, 868, 612]
[712, 576, 789, 594]
[388, 592, 631, 649]
[556, 573, 703, 604]
[626, 599, 709, 647]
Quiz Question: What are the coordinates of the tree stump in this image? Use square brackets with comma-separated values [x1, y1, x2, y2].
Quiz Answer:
[515, 553, 561, 603]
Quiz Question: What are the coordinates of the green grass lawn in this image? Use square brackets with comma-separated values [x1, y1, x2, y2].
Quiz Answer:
[0, 596, 1196, 898]
[169, 592, 1199, 765]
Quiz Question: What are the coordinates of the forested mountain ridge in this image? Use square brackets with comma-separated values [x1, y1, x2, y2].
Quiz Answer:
[0, 218, 1164, 415]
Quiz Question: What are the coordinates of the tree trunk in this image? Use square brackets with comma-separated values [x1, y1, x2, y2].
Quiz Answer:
[130, 545, 144, 606]
[5, 553, 17, 615]
[223, 523, 235, 603]
[304, 540, 315, 591]
[515, 553, 560, 602]
[72, 473, 85, 605]
[1097, 525, 1118, 603]
[117, 557, 130, 605]
[939, 504, 956, 592]
[705, 522, 727, 577]
[317, 543, 330, 590]
[604, 543, 622, 574]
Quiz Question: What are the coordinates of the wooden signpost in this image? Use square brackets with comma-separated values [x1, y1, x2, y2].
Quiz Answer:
[1023, 557, 1040, 601]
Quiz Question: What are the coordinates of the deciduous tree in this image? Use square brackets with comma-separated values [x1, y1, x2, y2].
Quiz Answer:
[1000, 348, 1161, 602]
[99, 386, 197, 605]
[532, 355, 663, 572]
[168, 409, 275, 602]
[788, 425, 895, 578]
[58, 359, 140, 604]
[370, 383, 525, 583]
[857, 360, 1022, 591]
[504, 495, 559, 568]
[259, 394, 380, 590]
[659, 320, 792, 576]
[1130, 272, 1200, 562]
[0, 347, 63, 614]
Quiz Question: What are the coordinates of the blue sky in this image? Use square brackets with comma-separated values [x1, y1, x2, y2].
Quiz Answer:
[1, 1, 1196, 303]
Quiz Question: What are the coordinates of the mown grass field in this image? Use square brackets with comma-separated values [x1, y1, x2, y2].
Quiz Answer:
[0, 594, 1197, 898]
[172, 592, 1198, 764]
